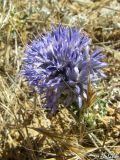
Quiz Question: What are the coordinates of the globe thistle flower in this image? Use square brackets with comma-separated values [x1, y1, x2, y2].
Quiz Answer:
[22, 25, 107, 114]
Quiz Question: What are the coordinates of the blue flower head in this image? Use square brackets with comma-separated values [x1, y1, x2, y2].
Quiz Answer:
[22, 25, 107, 114]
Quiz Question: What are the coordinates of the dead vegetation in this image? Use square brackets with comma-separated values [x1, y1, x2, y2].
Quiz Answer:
[0, 0, 120, 160]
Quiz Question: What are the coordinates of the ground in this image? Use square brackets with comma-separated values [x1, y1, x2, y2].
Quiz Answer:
[0, 0, 120, 160]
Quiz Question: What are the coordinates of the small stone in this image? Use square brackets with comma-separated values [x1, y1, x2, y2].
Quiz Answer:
[107, 107, 115, 116]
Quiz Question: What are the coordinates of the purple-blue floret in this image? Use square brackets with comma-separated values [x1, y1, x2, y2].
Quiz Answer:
[22, 25, 107, 113]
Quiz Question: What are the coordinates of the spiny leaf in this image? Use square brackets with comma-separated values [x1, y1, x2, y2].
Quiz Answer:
[83, 78, 96, 112]
[29, 127, 86, 159]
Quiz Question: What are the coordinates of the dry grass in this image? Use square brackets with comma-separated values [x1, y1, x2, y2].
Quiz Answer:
[0, 0, 120, 159]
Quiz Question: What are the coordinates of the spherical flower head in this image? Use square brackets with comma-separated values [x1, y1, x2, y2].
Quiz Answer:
[22, 25, 107, 114]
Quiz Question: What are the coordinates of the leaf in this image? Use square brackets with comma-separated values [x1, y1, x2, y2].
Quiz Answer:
[83, 79, 96, 112]
[29, 127, 86, 159]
